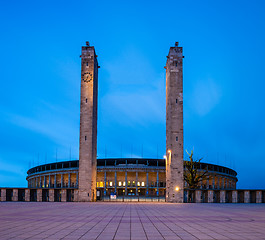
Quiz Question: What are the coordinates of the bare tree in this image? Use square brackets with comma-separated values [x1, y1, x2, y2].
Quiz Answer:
[184, 150, 208, 189]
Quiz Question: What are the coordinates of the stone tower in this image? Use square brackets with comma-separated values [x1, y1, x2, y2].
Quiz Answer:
[165, 42, 184, 203]
[78, 42, 98, 202]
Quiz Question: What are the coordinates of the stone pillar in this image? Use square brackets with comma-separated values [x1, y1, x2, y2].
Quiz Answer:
[206, 176, 209, 189]
[49, 189, 54, 202]
[212, 176, 215, 189]
[125, 171, 128, 195]
[74, 190, 79, 202]
[156, 171, 159, 196]
[37, 189, 42, 202]
[104, 171, 107, 196]
[25, 189, 30, 202]
[68, 173, 71, 188]
[1, 189, 6, 201]
[195, 190, 202, 203]
[39, 176, 42, 188]
[222, 178, 225, 189]
[136, 172, 138, 196]
[220, 190, 226, 203]
[208, 190, 214, 203]
[217, 177, 220, 189]
[256, 191, 262, 203]
[12, 189, 18, 201]
[44, 176, 47, 188]
[244, 190, 250, 203]
[165, 42, 184, 203]
[61, 174, 63, 188]
[232, 190, 238, 203]
[115, 171, 117, 194]
[61, 189, 67, 202]
[146, 171, 149, 196]
[78, 42, 98, 202]
[54, 174, 57, 188]
[76, 172, 78, 188]
[49, 174, 51, 188]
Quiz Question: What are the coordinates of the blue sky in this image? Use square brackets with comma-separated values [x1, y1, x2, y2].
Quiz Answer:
[0, 0, 265, 188]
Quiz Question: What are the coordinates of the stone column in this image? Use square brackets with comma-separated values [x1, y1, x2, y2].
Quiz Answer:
[244, 190, 250, 203]
[12, 189, 18, 201]
[68, 173, 71, 188]
[44, 176, 47, 188]
[104, 171, 107, 196]
[206, 176, 209, 189]
[115, 171, 117, 194]
[222, 178, 225, 189]
[146, 171, 149, 196]
[61, 174, 63, 188]
[256, 191, 262, 203]
[125, 171, 128, 195]
[195, 190, 202, 203]
[39, 176, 42, 188]
[220, 190, 226, 203]
[136, 172, 138, 196]
[212, 176, 215, 189]
[49, 189, 54, 202]
[208, 190, 214, 203]
[61, 189, 67, 202]
[156, 171, 159, 196]
[25, 189, 30, 202]
[54, 174, 57, 188]
[232, 190, 238, 203]
[49, 174, 51, 188]
[37, 189, 42, 202]
[74, 189, 79, 202]
[76, 172, 78, 188]
[1, 189, 6, 201]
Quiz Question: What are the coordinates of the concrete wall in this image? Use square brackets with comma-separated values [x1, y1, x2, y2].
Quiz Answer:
[1, 188, 264, 203]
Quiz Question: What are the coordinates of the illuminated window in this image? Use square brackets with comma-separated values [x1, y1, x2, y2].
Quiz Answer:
[109, 181, 113, 187]
[137, 182, 140, 186]
[123, 181, 126, 186]
[99, 182, 103, 188]
[141, 182, 145, 187]
[118, 181, 122, 186]
[96, 182, 99, 187]
[128, 181, 130, 186]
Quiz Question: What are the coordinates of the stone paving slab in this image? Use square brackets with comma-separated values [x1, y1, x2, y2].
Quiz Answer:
[0, 202, 265, 240]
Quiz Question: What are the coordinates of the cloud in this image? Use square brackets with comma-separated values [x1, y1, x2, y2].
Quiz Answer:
[188, 78, 222, 116]
[5, 101, 78, 148]
[100, 47, 166, 126]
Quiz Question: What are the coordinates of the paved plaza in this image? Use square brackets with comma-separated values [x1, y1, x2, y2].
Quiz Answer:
[0, 203, 265, 240]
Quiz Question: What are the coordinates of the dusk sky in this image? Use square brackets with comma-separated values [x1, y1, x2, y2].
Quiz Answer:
[0, 0, 265, 189]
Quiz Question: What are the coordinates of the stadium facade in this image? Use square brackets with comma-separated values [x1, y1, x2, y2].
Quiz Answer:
[26, 158, 237, 202]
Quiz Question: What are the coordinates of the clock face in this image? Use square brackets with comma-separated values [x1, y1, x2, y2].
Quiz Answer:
[82, 71, 93, 83]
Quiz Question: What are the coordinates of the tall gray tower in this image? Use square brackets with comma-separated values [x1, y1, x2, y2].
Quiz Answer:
[165, 42, 184, 203]
[78, 42, 98, 202]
